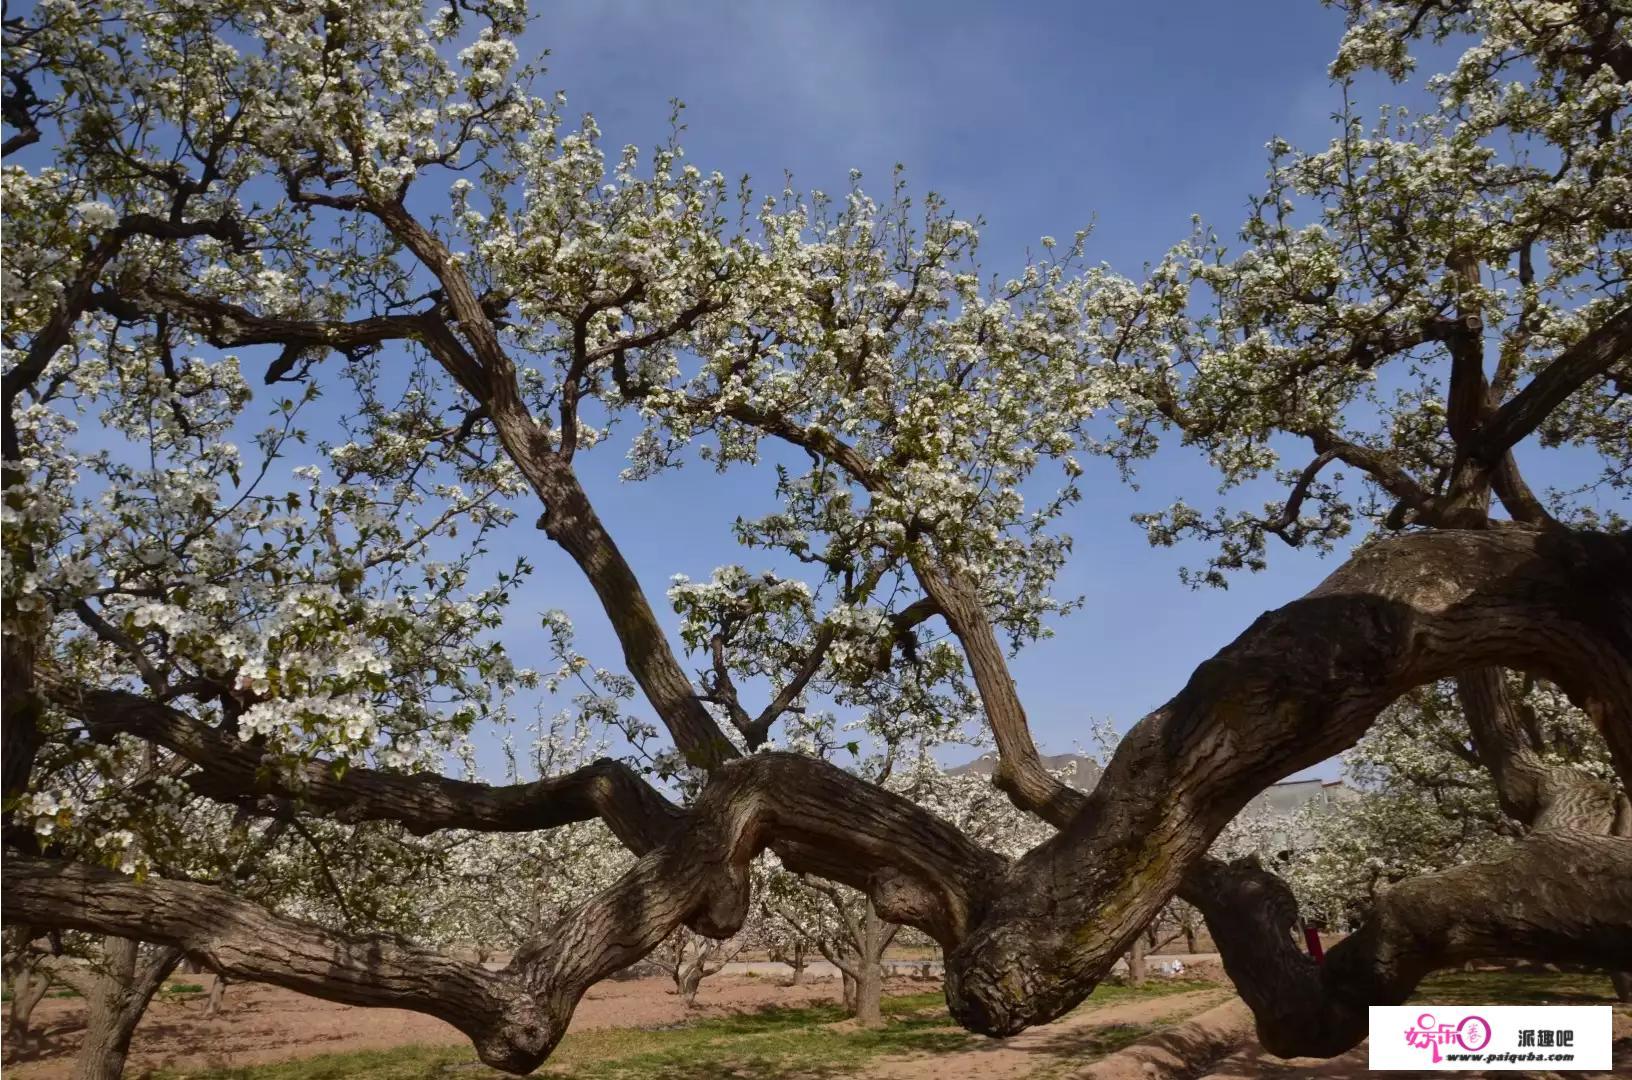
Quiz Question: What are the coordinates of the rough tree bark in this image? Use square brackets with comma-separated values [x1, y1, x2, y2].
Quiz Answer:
[1183, 832, 1632, 1057]
[852, 901, 892, 1028]
[942, 525, 1632, 1039]
[3, 749, 995, 1072]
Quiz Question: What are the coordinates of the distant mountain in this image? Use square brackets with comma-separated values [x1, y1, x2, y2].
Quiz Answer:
[948, 754, 1354, 821]
[948, 751, 1102, 793]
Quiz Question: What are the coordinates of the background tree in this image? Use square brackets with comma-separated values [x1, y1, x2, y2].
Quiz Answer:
[3, 929, 53, 1057]
[2, 1, 1628, 1075]
[759, 865, 899, 1026]
[655, 926, 751, 1009]
[1278, 676, 1624, 995]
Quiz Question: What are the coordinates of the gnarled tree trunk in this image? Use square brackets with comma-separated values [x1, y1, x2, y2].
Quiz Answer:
[1184, 664, 1632, 1058]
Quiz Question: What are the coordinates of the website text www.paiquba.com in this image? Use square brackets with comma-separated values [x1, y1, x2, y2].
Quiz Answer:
[1445, 1052, 1582, 1064]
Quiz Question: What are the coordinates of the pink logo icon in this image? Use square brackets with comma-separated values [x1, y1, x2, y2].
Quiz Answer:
[1403, 1013, 1492, 1063]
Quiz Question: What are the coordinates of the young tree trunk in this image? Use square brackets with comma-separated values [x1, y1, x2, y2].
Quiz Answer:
[205, 976, 227, 1017]
[1183, 923, 1198, 954]
[1126, 934, 1147, 987]
[853, 901, 892, 1028]
[787, 940, 806, 986]
[853, 959, 883, 1027]
[840, 970, 858, 1014]
[1612, 971, 1632, 1003]
[72, 937, 182, 1080]
[6, 960, 51, 1050]
[676, 963, 703, 1006]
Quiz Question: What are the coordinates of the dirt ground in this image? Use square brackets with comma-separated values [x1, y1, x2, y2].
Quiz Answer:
[9, 967, 1625, 1080]
[1, 971, 870, 1078]
[1, 956, 1227, 1079]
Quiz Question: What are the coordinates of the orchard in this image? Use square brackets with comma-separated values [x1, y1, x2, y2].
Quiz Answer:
[2, 1, 1628, 1076]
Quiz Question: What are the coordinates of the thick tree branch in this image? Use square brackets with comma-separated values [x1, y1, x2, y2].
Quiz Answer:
[2, 855, 543, 1071]
[1299, 426, 1435, 523]
[1489, 451, 1554, 525]
[90, 284, 445, 378]
[638, 391, 1088, 826]
[359, 197, 739, 771]
[521, 457, 742, 770]
[6, 752, 1003, 1073]
[1455, 669, 1620, 832]
[3, 213, 249, 453]
[58, 687, 684, 853]
[746, 624, 835, 746]
[943, 525, 1632, 1038]
[912, 559, 1089, 828]
[1181, 834, 1632, 1058]
[1468, 305, 1632, 466]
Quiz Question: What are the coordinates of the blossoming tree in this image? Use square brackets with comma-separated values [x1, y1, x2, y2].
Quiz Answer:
[1273, 677, 1625, 996]
[3, 0, 1629, 1073]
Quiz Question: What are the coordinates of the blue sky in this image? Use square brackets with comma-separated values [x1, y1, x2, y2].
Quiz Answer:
[32, 2, 1606, 780]
[486, 1, 1371, 773]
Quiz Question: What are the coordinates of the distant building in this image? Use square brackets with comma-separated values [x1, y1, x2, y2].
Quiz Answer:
[1244, 778, 1359, 850]
[949, 752, 1354, 849]
[947, 751, 1102, 792]
[1247, 777, 1358, 816]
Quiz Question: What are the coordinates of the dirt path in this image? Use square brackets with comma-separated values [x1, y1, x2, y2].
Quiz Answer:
[863, 989, 1231, 1079]
[875, 994, 1631, 1080]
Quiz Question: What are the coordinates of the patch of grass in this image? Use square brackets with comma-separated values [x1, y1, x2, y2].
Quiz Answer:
[155, 1002, 976, 1080]
[164, 982, 207, 995]
[1416, 969, 1624, 1006]
[535, 1008, 977, 1079]
[1062, 977, 1218, 1014]
[1024, 1023, 1159, 1080]
[156, 1044, 467, 1080]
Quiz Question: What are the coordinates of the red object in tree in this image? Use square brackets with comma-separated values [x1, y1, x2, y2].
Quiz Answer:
[1303, 923, 1325, 963]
